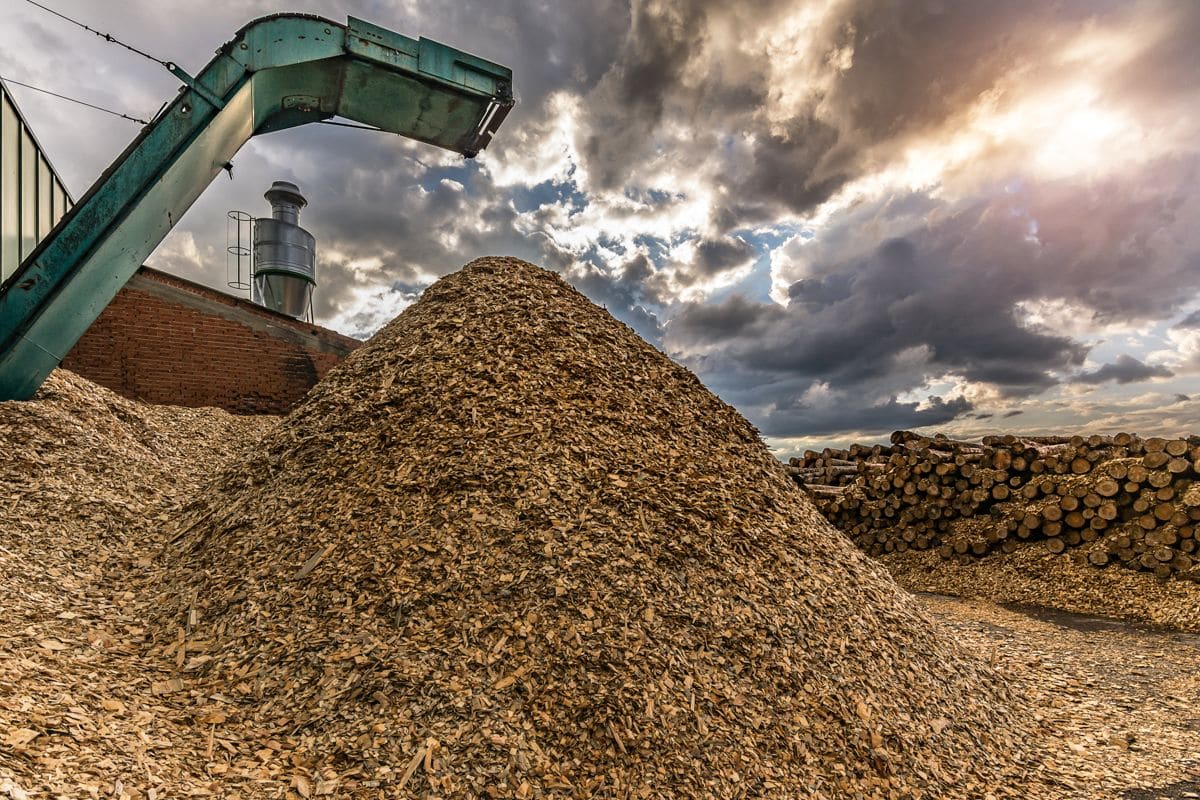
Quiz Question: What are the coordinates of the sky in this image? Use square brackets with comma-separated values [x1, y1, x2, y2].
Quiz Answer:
[2, 0, 1199, 455]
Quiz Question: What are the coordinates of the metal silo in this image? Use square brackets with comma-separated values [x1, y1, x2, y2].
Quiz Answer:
[252, 181, 315, 319]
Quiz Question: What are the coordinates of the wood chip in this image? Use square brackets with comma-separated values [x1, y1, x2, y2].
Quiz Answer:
[293, 543, 335, 580]
[3, 728, 39, 749]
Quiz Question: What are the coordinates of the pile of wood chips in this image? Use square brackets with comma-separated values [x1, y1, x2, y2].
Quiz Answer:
[147, 258, 1042, 797]
[0, 370, 276, 796]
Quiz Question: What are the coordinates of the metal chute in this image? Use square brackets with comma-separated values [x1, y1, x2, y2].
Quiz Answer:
[0, 13, 513, 400]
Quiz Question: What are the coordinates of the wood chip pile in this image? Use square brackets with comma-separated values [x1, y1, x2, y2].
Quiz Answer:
[793, 430, 1200, 578]
[153, 257, 1040, 797]
[0, 370, 276, 795]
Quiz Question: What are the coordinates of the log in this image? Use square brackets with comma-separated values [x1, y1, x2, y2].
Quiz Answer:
[1143, 451, 1170, 470]
[1167, 457, 1190, 474]
[1166, 439, 1190, 457]
[1148, 471, 1173, 489]
[804, 484, 848, 496]
[795, 428, 1200, 579]
[1126, 463, 1149, 484]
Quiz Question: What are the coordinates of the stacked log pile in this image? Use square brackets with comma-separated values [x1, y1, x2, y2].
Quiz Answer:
[791, 431, 1200, 579]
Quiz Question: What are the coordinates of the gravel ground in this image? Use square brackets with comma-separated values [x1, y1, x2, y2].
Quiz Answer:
[918, 593, 1200, 799]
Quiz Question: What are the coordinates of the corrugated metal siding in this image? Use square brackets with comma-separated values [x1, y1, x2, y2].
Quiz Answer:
[0, 80, 73, 282]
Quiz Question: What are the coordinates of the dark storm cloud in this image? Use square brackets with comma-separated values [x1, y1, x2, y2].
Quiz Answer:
[668, 294, 781, 341]
[735, 116, 849, 219]
[788, 273, 854, 308]
[408, 0, 629, 101]
[571, 0, 1186, 231]
[758, 395, 973, 439]
[672, 224, 1089, 395]
[670, 234, 760, 288]
[1010, 162, 1200, 323]
[812, 0, 1120, 142]
[733, 0, 1111, 215]
[580, 0, 779, 191]
[694, 236, 756, 276]
[1177, 310, 1200, 329]
[565, 254, 665, 344]
[1076, 355, 1174, 385]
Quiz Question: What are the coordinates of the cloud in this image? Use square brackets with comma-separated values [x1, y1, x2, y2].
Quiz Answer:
[1075, 355, 1173, 385]
[562, 254, 665, 344]
[759, 394, 973, 439]
[1177, 310, 1200, 328]
[691, 236, 757, 278]
[669, 219, 1091, 396]
[667, 294, 778, 344]
[6, 0, 1200, 447]
[663, 151, 1200, 439]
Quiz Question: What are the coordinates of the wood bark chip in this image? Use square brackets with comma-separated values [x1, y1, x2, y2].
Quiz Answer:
[293, 543, 336, 580]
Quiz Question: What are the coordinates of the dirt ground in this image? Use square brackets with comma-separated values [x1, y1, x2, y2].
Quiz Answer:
[917, 593, 1200, 799]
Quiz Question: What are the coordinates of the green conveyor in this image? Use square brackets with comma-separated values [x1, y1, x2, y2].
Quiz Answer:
[0, 13, 513, 400]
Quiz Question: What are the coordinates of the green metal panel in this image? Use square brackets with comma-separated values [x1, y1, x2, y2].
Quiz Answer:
[0, 14, 513, 400]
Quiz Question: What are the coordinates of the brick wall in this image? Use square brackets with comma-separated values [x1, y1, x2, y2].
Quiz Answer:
[62, 267, 362, 414]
